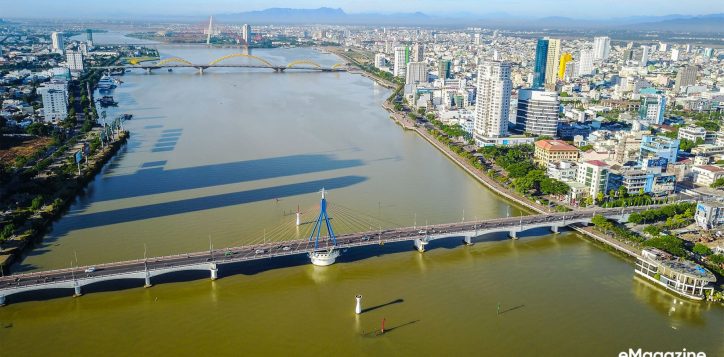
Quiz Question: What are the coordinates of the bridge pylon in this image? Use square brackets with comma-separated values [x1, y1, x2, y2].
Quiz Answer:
[308, 188, 340, 266]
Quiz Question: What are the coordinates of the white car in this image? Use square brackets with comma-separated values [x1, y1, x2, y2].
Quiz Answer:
[254, 249, 265, 254]
[84, 267, 96, 273]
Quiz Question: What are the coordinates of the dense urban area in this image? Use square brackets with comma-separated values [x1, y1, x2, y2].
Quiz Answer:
[0, 13, 723, 306]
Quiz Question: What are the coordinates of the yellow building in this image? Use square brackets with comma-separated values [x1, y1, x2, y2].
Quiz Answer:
[558, 52, 573, 80]
[534, 139, 580, 167]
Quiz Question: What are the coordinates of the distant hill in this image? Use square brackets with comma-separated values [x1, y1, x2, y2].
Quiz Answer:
[212, 8, 723, 33]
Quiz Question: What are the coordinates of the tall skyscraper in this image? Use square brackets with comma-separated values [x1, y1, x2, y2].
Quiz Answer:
[544, 38, 561, 87]
[411, 43, 424, 62]
[593, 36, 611, 61]
[674, 65, 698, 93]
[38, 85, 68, 122]
[516, 89, 559, 137]
[242, 24, 252, 44]
[473, 33, 482, 45]
[640, 45, 650, 67]
[558, 52, 573, 80]
[438, 59, 452, 80]
[405, 62, 427, 85]
[671, 48, 680, 62]
[577, 49, 594, 77]
[51, 32, 64, 54]
[533, 39, 549, 88]
[474, 61, 512, 138]
[393, 47, 407, 77]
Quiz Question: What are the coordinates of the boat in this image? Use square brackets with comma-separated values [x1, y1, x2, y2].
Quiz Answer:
[99, 96, 118, 107]
[634, 248, 716, 300]
[97, 74, 117, 90]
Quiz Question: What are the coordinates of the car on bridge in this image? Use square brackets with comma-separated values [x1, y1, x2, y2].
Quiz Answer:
[84, 267, 97, 273]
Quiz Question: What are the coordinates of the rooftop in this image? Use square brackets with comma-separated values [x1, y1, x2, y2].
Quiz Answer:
[535, 139, 579, 152]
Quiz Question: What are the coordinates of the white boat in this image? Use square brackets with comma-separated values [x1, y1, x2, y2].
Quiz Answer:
[309, 249, 340, 266]
[97, 75, 117, 90]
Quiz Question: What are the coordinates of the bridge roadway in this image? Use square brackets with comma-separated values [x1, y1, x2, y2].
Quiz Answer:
[0, 206, 647, 305]
[96, 64, 346, 73]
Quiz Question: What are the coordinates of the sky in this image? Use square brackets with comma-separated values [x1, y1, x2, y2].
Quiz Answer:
[1, 0, 723, 19]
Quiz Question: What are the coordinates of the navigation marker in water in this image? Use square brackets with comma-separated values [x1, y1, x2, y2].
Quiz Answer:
[355, 295, 362, 314]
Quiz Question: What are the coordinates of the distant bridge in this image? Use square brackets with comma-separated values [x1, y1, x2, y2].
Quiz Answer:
[97, 53, 348, 74]
[0, 203, 650, 306]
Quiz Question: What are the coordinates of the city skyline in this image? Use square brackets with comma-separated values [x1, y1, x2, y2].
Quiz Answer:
[2, 0, 724, 19]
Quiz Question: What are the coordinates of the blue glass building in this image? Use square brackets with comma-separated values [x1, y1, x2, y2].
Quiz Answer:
[533, 39, 549, 88]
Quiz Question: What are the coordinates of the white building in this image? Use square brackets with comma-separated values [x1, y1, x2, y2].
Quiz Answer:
[577, 49, 594, 77]
[374, 53, 386, 69]
[51, 32, 64, 54]
[671, 48, 680, 62]
[576, 160, 610, 198]
[242, 24, 252, 44]
[691, 165, 724, 186]
[65, 50, 84, 72]
[593, 36, 611, 61]
[639, 93, 666, 125]
[516, 89, 559, 137]
[393, 47, 406, 78]
[411, 43, 424, 62]
[405, 62, 427, 85]
[474, 61, 512, 139]
[640, 45, 650, 67]
[38, 85, 68, 122]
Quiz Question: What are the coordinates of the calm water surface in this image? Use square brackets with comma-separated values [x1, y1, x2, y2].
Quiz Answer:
[0, 44, 721, 356]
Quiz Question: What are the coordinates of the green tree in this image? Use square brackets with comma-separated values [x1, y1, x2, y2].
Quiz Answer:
[30, 195, 44, 211]
[644, 235, 687, 257]
[0, 223, 15, 241]
[643, 225, 661, 236]
[692, 243, 712, 256]
[711, 177, 724, 189]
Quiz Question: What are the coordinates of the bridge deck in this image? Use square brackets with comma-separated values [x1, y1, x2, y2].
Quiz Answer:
[0, 206, 645, 297]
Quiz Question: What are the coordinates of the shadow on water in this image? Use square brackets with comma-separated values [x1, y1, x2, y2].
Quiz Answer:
[499, 304, 525, 315]
[33, 175, 367, 244]
[88, 154, 365, 202]
[362, 320, 420, 338]
[361, 298, 404, 314]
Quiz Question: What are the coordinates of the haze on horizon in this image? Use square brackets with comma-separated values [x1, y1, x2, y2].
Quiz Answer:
[2, 0, 723, 19]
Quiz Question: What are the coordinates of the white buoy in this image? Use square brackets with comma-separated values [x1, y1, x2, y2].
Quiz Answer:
[295, 205, 301, 226]
[355, 295, 362, 314]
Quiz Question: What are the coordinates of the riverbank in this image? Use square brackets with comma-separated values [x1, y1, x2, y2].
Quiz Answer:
[0, 131, 129, 273]
[332, 48, 653, 262]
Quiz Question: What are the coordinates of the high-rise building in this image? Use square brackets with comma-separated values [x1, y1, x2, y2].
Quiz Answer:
[671, 48, 680, 61]
[393, 47, 407, 77]
[558, 52, 573, 80]
[577, 49, 594, 77]
[65, 50, 84, 72]
[639, 93, 666, 125]
[411, 43, 424, 62]
[533, 39, 549, 88]
[242, 24, 252, 44]
[674, 65, 698, 93]
[593, 36, 611, 61]
[576, 160, 610, 198]
[85, 29, 93, 42]
[640, 45, 650, 67]
[516, 89, 559, 137]
[405, 62, 427, 85]
[623, 49, 635, 63]
[438, 59, 452, 80]
[474, 61, 512, 138]
[51, 32, 64, 54]
[544, 38, 561, 87]
[658, 42, 668, 52]
[38, 85, 68, 122]
[374, 53, 386, 69]
[473, 33, 482, 45]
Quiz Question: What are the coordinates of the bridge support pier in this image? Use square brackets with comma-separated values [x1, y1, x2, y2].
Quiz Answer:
[551, 225, 559, 234]
[414, 238, 428, 253]
[0, 294, 5, 306]
[144, 271, 152, 288]
[73, 284, 82, 297]
[509, 231, 518, 240]
[210, 263, 218, 280]
[463, 235, 473, 245]
[198, 67, 204, 75]
[145, 68, 151, 74]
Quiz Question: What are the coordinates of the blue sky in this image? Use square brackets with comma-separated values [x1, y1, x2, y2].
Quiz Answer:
[1, 0, 723, 18]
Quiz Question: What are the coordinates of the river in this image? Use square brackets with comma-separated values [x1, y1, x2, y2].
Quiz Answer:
[1, 42, 721, 356]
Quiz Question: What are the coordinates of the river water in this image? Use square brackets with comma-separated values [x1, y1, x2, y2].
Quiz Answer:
[1, 43, 722, 355]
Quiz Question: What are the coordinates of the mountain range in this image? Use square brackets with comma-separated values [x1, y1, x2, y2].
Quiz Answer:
[213, 7, 724, 33]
